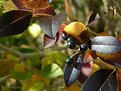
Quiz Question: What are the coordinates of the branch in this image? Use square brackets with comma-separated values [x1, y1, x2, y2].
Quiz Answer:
[0, 43, 67, 58]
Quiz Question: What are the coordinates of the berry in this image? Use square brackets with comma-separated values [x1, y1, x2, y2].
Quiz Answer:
[67, 41, 76, 49]
[61, 33, 68, 40]
[67, 37, 74, 42]
[66, 58, 73, 65]
[79, 44, 88, 52]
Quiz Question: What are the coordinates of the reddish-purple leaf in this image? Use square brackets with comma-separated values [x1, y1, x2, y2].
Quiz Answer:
[44, 34, 56, 47]
[39, 16, 52, 37]
[39, 11, 65, 38]
[78, 53, 93, 83]
[0, 10, 32, 37]
[52, 11, 65, 38]
[81, 69, 117, 91]
[43, 23, 66, 47]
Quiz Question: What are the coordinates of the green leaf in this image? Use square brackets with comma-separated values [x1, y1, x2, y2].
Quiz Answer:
[40, 63, 63, 79]
[11, 71, 32, 80]
[41, 51, 68, 67]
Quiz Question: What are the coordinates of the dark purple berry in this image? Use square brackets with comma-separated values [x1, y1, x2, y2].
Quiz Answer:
[67, 41, 76, 49]
[79, 44, 88, 52]
[67, 37, 74, 42]
[61, 33, 68, 40]
[66, 58, 73, 65]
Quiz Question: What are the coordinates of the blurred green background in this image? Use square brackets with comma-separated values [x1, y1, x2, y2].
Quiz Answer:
[0, 0, 121, 91]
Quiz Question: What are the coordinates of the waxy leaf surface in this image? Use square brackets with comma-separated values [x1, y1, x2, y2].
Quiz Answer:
[64, 54, 84, 87]
[0, 10, 32, 37]
[90, 36, 121, 54]
[81, 69, 118, 91]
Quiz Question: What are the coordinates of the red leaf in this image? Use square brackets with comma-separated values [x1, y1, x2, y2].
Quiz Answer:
[78, 53, 93, 83]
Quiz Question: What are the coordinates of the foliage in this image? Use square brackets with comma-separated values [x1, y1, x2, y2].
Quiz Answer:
[0, 0, 121, 91]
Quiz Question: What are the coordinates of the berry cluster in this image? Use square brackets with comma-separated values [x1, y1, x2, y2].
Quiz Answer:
[61, 33, 76, 49]
[62, 32, 88, 65]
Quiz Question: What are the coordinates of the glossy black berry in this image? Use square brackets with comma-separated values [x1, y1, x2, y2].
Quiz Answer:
[67, 41, 76, 49]
[67, 37, 74, 42]
[66, 58, 73, 65]
[79, 44, 88, 52]
[61, 33, 68, 41]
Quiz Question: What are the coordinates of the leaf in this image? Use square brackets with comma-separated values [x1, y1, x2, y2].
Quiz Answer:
[0, 60, 16, 77]
[90, 36, 121, 54]
[64, 54, 84, 87]
[40, 63, 63, 79]
[63, 22, 87, 44]
[81, 69, 118, 91]
[12, 0, 56, 16]
[41, 51, 67, 67]
[11, 63, 32, 80]
[11, 70, 32, 80]
[117, 69, 121, 91]
[0, 10, 32, 37]
[52, 11, 65, 38]
[64, 84, 80, 91]
[64, 0, 77, 20]
[2, 0, 18, 10]
[23, 80, 44, 91]
[90, 36, 121, 67]
[95, 51, 121, 68]
[44, 23, 66, 47]
[88, 12, 100, 25]
[44, 34, 56, 47]
[78, 53, 93, 84]
[39, 11, 65, 38]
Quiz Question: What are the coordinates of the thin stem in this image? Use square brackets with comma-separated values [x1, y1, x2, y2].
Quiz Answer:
[0, 43, 67, 58]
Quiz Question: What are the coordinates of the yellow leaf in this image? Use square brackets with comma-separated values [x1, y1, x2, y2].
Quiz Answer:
[64, 22, 87, 43]
[2, 1, 18, 10]
[64, 85, 80, 91]
[14, 63, 27, 72]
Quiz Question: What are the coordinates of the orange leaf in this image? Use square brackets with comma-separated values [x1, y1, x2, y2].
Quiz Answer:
[12, 0, 56, 16]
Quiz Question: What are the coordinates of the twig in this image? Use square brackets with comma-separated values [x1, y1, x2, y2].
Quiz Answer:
[110, 0, 121, 16]
[0, 43, 67, 58]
